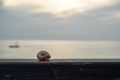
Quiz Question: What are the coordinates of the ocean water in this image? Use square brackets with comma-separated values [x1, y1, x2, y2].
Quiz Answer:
[0, 40, 120, 59]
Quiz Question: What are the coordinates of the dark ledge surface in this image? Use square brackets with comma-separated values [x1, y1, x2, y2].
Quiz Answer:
[0, 59, 120, 80]
[1, 59, 120, 62]
[0, 59, 120, 65]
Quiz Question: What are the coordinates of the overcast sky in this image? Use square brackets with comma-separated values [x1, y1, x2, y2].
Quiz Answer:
[0, 0, 120, 40]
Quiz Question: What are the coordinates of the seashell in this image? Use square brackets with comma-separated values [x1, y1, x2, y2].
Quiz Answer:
[37, 50, 51, 61]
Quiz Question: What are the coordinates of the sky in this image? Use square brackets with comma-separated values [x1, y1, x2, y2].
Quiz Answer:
[0, 0, 120, 40]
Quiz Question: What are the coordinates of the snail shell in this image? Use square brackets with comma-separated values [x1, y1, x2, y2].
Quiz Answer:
[37, 51, 51, 61]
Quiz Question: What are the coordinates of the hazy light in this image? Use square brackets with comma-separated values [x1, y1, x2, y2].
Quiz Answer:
[2, 0, 118, 18]
[100, 11, 120, 21]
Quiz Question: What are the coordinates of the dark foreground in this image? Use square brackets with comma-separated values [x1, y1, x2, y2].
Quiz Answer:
[0, 59, 120, 80]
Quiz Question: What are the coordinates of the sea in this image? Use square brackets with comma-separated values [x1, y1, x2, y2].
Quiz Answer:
[0, 40, 120, 59]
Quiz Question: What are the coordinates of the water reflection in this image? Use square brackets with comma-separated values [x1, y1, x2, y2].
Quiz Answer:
[0, 40, 120, 59]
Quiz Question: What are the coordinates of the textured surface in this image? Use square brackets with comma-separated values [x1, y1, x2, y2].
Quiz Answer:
[0, 59, 120, 80]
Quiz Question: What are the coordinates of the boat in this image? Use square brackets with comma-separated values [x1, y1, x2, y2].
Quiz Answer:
[9, 42, 20, 48]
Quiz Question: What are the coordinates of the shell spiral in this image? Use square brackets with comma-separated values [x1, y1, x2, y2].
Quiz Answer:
[37, 51, 51, 61]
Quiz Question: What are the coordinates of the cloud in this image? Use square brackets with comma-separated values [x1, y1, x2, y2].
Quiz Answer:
[2, 0, 119, 18]
[113, 12, 120, 19]
[100, 11, 120, 21]
[109, 11, 120, 19]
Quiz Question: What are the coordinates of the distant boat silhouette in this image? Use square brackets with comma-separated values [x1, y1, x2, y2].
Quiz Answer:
[9, 42, 20, 48]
